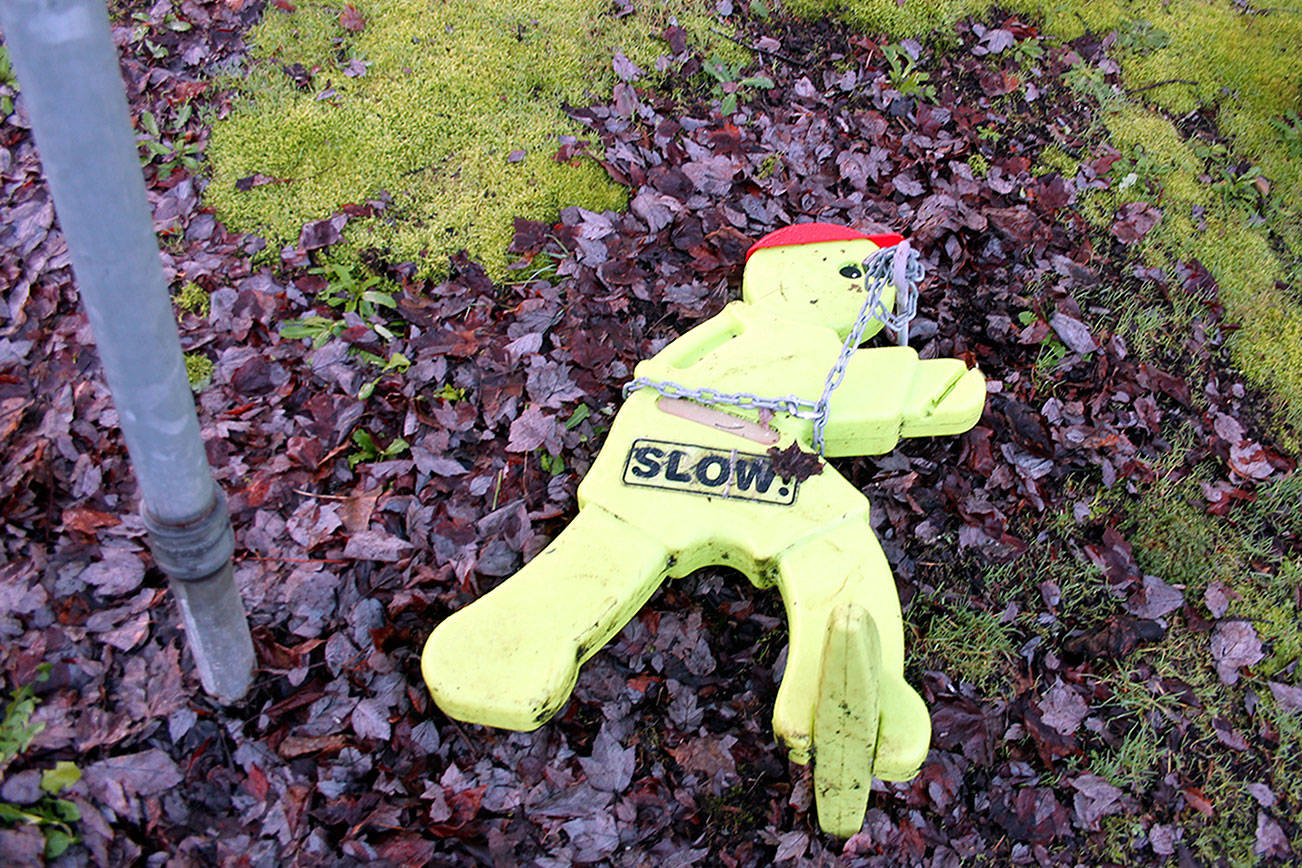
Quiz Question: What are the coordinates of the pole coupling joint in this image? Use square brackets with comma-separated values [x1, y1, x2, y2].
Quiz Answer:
[142, 487, 235, 581]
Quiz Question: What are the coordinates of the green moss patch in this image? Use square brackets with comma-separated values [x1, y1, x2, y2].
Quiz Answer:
[184, 352, 213, 391]
[782, 0, 1038, 42]
[810, 0, 1301, 434]
[205, 0, 734, 278]
[1072, 99, 1302, 438]
[920, 602, 1019, 690]
[1078, 1, 1302, 254]
[173, 280, 210, 317]
[806, 1, 1300, 436]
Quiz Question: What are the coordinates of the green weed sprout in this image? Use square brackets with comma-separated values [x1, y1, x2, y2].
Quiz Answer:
[281, 263, 401, 347]
[881, 44, 936, 102]
[349, 428, 409, 468]
[704, 54, 775, 115]
[1, 666, 82, 859]
[137, 105, 202, 180]
[0, 670, 46, 768]
[279, 315, 345, 349]
[354, 350, 410, 400]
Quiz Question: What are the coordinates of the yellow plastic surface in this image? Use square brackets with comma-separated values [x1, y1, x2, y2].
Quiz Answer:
[813, 603, 881, 838]
[421, 231, 986, 837]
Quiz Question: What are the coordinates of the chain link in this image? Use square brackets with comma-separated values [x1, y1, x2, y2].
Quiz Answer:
[623, 240, 924, 455]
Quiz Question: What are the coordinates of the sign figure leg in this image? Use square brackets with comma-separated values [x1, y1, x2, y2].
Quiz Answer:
[814, 601, 882, 837]
[422, 505, 673, 731]
[768, 513, 931, 835]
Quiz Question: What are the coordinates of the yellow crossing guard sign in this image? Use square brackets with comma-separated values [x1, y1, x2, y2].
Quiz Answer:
[422, 223, 986, 837]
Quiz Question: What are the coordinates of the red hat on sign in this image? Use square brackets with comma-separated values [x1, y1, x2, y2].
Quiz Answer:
[745, 223, 904, 262]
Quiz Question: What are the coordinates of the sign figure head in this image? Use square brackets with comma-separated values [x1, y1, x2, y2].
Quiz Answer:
[741, 223, 904, 340]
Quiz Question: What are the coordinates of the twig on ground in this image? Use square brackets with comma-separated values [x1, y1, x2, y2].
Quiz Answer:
[1126, 78, 1199, 95]
[293, 488, 352, 500]
[239, 554, 352, 565]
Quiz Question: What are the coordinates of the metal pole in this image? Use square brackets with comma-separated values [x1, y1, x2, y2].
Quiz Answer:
[0, 0, 254, 701]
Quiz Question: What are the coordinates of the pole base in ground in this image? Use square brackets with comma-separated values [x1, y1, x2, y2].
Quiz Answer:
[168, 563, 255, 704]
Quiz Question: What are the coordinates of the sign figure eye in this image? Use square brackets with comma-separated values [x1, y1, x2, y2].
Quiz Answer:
[838, 264, 863, 279]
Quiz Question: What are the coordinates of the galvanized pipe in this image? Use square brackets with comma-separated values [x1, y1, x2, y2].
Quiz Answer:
[0, 0, 254, 701]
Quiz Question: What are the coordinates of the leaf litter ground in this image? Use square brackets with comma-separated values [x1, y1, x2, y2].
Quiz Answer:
[0, 1, 1299, 865]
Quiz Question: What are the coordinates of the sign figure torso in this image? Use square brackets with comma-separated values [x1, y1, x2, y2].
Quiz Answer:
[421, 224, 986, 837]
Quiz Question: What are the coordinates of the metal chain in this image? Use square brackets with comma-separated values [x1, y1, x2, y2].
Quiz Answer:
[623, 241, 924, 454]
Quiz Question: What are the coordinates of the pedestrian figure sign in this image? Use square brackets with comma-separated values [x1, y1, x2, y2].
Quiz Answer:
[422, 223, 986, 836]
